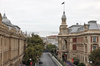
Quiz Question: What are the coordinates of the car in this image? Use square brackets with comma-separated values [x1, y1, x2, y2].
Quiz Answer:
[39, 61, 43, 64]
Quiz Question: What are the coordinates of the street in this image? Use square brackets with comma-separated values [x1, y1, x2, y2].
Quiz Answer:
[39, 52, 58, 66]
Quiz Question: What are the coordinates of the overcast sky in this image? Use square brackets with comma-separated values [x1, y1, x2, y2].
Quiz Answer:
[0, 0, 100, 36]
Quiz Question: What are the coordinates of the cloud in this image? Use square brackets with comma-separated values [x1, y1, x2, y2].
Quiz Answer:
[0, 0, 100, 36]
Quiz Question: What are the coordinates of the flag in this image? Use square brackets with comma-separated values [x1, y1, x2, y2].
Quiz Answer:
[62, 2, 65, 5]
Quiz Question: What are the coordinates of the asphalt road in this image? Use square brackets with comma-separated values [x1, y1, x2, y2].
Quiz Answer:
[39, 52, 58, 66]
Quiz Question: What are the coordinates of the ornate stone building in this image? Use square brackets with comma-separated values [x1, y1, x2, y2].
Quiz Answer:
[0, 13, 27, 66]
[58, 11, 100, 65]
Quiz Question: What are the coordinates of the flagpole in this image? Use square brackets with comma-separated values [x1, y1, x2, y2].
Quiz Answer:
[62, 2, 65, 12]
[62, 1, 65, 12]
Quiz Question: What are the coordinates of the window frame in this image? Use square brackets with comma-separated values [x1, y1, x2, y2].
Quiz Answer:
[92, 36, 97, 42]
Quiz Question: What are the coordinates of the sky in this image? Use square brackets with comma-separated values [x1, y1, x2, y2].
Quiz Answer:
[0, 0, 100, 37]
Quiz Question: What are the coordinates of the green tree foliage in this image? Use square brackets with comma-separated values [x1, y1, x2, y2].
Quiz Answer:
[22, 46, 36, 65]
[22, 33, 44, 65]
[77, 63, 86, 66]
[46, 44, 57, 52]
[73, 58, 79, 65]
[89, 48, 100, 66]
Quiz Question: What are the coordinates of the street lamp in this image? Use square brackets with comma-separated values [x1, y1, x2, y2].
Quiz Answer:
[64, 53, 67, 62]
[30, 58, 32, 61]
[90, 61, 92, 63]
[72, 54, 75, 63]
[29, 58, 32, 66]
[88, 60, 92, 66]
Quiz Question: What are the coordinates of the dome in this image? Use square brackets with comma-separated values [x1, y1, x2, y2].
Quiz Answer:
[1, 13, 20, 31]
[62, 11, 66, 18]
[2, 13, 11, 25]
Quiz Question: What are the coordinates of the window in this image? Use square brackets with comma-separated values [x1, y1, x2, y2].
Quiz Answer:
[73, 44, 76, 50]
[93, 36, 96, 42]
[93, 46, 96, 50]
[73, 38, 76, 42]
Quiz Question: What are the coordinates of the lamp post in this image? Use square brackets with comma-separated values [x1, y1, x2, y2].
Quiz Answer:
[88, 60, 92, 66]
[72, 54, 75, 63]
[30, 58, 32, 66]
[30, 58, 32, 61]
[64, 53, 67, 62]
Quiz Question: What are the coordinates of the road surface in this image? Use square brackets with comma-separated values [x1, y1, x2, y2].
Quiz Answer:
[39, 52, 58, 66]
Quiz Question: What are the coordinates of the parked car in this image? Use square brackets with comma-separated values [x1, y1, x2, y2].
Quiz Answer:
[39, 61, 43, 64]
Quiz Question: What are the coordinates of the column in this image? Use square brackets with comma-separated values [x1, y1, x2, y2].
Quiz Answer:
[99, 36, 100, 47]
[1, 36, 3, 66]
[87, 36, 91, 54]
[84, 44, 85, 53]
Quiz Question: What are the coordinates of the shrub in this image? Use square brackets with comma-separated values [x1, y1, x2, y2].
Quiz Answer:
[73, 58, 79, 65]
[77, 62, 86, 66]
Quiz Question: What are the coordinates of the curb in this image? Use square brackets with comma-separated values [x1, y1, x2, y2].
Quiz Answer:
[49, 53, 62, 66]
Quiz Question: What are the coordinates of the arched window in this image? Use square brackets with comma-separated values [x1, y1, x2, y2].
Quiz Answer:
[64, 39, 67, 50]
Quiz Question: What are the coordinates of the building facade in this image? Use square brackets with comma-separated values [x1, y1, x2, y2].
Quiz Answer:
[46, 35, 58, 47]
[41, 35, 58, 50]
[0, 13, 27, 66]
[58, 11, 100, 65]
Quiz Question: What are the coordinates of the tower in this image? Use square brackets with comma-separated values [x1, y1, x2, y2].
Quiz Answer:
[59, 11, 68, 35]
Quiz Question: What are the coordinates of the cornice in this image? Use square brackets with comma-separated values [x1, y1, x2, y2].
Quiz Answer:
[58, 30, 100, 37]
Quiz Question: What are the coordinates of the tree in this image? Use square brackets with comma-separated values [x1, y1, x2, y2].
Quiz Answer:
[77, 63, 86, 66]
[73, 58, 79, 65]
[46, 44, 57, 52]
[22, 33, 44, 65]
[89, 48, 100, 66]
[22, 46, 37, 65]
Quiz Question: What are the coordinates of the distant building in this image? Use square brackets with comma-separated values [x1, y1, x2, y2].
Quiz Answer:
[58, 11, 100, 66]
[41, 37, 47, 49]
[41, 35, 58, 49]
[46, 35, 58, 47]
[0, 13, 27, 66]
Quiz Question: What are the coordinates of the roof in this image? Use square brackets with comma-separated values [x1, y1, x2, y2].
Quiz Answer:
[2, 13, 20, 30]
[68, 20, 100, 33]
[88, 21, 99, 29]
[68, 24, 83, 33]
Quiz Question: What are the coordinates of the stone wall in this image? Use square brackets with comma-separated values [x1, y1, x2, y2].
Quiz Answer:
[58, 30, 100, 65]
[0, 13, 27, 66]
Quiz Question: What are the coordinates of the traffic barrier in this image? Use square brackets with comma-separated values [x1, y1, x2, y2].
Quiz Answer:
[49, 53, 62, 66]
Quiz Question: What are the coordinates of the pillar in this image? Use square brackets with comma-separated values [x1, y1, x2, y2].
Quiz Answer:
[87, 36, 91, 54]
[1, 36, 3, 66]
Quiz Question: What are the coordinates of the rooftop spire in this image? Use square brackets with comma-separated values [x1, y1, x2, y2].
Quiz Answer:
[62, 11, 66, 18]
[3, 13, 7, 18]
